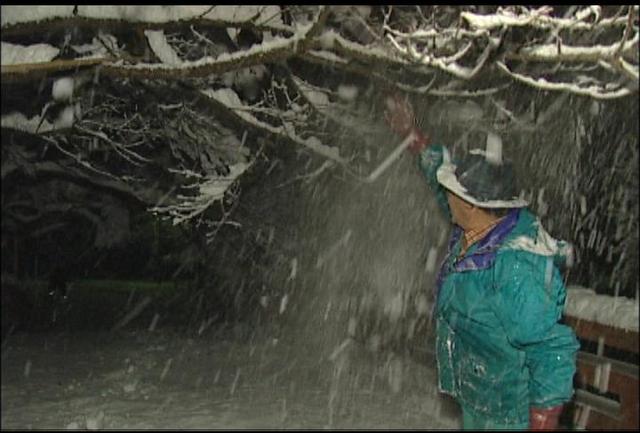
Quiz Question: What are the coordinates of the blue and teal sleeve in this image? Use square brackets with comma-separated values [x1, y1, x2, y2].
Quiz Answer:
[417, 144, 451, 219]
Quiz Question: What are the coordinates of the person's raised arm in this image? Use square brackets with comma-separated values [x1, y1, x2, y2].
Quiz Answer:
[384, 94, 430, 155]
[384, 94, 452, 218]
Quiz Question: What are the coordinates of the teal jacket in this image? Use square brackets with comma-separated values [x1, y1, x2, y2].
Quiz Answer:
[419, 144, 579, 425]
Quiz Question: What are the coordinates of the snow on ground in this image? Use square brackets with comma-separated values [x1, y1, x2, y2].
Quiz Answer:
[2, 285, 636, 429]
[1, 327, 460, 429]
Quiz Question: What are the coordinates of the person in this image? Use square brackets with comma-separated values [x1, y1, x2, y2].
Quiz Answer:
[384, 95, 579, 430]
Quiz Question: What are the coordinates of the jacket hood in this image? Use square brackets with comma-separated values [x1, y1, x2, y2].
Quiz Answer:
[503, 210, 574, 268]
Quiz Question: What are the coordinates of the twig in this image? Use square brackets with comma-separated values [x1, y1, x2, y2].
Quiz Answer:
[496, 61, 633, 99]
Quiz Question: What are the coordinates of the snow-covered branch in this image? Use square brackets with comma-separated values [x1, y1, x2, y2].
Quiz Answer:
[1, 5, 293, 33]
[508, 32, 638, 63]
[0, 41, 59, 64]
[496, 61, 634, 100]
[607, 57, 640, 82]
[101, 7, 327, 79]
[387, 31, 498, 80]
[383, 25, 489, 42]
[0, 6, 316, 80]
[382, 5, 638, 98]
[39, 135, 126, 181]
[1, 56, 109, 80]
[202, 87, 346, 165]
[104, 33, 306, 79]
[150, 162, 249, 226]
[461, 5, 637, 31]
[74, 125, 151, 166]
[321, 30, 412, 68]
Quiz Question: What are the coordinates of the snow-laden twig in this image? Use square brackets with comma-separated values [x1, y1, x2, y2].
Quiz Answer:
[101, 8, 326, 79]
[387, 32, 473, 77]
[461, 5, 638, 31]
[150, 161, 249, 226]
[303, 49, 507, 97]
[508, 32, 638, 63]
[1, 56, 109, 79]
[426, 84, 510, 97]
[489, 96, 537, 132]
[104, 36, 295, 78]
[496, 61, 634, 99]
[203, 177, 243, 242]
[388, 31, 497, 80]
[604, 57, 639, 82]
[74, 125, 151, 166]
[1, 5, 295, 34]
[302, 49, 425, 96]
[325, 30, 412, 67]
[383, 25, 489, 41]
[39, 135, 124, 180]
[305, 49, 348, 65]
[378, 6, 638, 98]
[291, 75, 380, 141]
[202, 87, 346, 165]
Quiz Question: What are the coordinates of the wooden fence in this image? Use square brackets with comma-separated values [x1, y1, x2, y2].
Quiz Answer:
[564, 315, 639, 430]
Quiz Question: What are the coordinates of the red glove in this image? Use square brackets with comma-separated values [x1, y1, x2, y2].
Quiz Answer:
[529, 405, 563, 430]
[384, 94, 430, 155]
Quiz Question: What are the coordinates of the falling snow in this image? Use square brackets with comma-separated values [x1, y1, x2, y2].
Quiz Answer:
[2, 4, 638, 431]
[51, 77, 75, 102]
[1, 329, 461, 429]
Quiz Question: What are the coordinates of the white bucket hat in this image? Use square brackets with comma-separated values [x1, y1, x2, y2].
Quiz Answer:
[436, 134, 529, 209]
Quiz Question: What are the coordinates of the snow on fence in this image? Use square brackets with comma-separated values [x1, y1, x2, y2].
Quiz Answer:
[563, 285, 639, 430]
[565, 285, 639, 332]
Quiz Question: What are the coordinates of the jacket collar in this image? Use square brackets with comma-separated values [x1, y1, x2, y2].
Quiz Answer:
[432, 209, 521, 317]
[454, 208, 520, 271]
